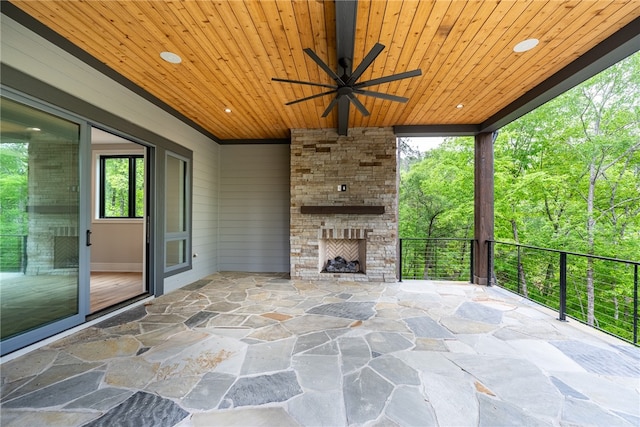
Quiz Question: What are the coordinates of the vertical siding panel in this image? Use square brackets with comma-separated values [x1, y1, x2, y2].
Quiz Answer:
[219, 145, 290, 272]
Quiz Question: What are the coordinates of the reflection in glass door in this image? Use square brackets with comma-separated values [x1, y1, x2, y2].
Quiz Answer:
[0, 95, 85, 355]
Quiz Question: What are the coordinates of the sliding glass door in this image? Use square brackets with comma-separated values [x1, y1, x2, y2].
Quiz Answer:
[0, 94, 88, 355]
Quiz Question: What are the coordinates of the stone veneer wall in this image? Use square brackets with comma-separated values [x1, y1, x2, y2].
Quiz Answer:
[26, 140, 79, 275]
[290, 127, 398, 282]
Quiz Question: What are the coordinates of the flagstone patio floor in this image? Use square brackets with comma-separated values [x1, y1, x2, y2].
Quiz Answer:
[1, 272, 639, 426]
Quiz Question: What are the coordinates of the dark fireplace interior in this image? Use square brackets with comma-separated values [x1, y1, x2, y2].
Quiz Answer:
[319, 239, 365, 274]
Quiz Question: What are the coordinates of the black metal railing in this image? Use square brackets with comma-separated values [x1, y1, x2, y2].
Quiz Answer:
[0, 234, 27, 273]
[492, 241, 639, 345]
[399, 238, 474, 282]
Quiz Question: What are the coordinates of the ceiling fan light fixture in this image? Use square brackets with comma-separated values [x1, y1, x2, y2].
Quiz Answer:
[160, 51, 182, 64]
[513, 38, 539, 53]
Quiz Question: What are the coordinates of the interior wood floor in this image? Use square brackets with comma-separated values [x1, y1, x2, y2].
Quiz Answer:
[1, 272, 144, 339]
[90, 272, 144, 313]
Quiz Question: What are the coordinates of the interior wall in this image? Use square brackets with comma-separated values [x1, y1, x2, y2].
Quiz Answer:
[219, 144, 290, 272]
[1, 15, 221, 294]
[90, 142, 144, 272]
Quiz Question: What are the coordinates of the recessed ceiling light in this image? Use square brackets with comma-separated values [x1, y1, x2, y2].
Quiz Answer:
[513, 38, 539, 53]
[160, 51, 182, 64]
[456, 104, 464, 109]
[224, 108, 232, 113]
[27, 127, 41, 131]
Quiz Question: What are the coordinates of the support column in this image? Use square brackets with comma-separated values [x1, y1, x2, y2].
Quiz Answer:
[474, 132, 495, 285]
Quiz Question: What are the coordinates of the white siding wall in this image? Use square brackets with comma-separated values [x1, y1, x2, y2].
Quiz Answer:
[219, 145, 290, 272]
[2, 16, 220, 293]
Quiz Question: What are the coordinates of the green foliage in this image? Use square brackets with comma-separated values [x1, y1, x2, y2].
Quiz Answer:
[399, 52, 639, 342]
[0, 143, 28, 271]
[102, 155, 144, 218]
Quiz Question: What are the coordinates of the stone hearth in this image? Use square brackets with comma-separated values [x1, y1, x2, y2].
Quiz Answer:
[290, 128, 397, 282]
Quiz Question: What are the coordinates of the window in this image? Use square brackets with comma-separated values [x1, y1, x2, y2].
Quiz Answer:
[164, 152, 190, 273]
[99, 155, 144, 218]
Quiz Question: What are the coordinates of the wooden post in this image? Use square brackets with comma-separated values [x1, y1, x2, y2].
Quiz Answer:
[474, 132, 495, 285]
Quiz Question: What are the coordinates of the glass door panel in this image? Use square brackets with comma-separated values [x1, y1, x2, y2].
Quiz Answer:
[1, 96, 82, 344]
[164, 152, 190, 273]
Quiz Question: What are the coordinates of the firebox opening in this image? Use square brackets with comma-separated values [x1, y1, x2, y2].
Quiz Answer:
[319, 238, 366, 274]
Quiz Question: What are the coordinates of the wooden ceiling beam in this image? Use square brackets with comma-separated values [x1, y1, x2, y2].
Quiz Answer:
[335, 0, 358, 136]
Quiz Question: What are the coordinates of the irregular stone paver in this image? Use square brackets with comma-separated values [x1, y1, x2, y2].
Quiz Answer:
[10, 362, 102, 396]
[3, 371, 103, 408]
[104, 358, 158, 389]
[63, 387, 132, 410]
[551, 340, 640, 376]
[82, 391, 188, 427]
[191, 407, 299, 427]
[154, 334, 245, 378]
[561, 396, 635, 426]
[3, 273, 638, 427]
[184, 311, 218, 328]
[365, 331, 413, 354]
[369, 355, 420, 386]
[65, 336, 141, 361]
[550, 376, 589, 399]
[293, 331, 332, 354]
[386, 385, 437, 426]
[404, 316, 455, 338]
[94, 306, 147, 328]
[344, 366, 394, 424]
[292, 354, 341, 391]
[449, 354, 562, 419]
[182, 372, 236, 410]
[338, 336, 371, 373]
[287, 391, 345, 426]
[307, 301, 376, 320]
[477, 394, 552, 427]
[220, 371, 302, 408]
[423, 372, 479, 427]
[0, 410, 98, 427]
[455, 301, 503, 324]
[181, 279, 211, 291]
[241, 338, 294, 375]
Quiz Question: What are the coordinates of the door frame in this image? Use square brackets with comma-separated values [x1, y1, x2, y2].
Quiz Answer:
[88, 125, 155, 313]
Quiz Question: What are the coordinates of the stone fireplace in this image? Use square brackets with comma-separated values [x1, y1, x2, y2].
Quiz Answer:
[290, 128, 397, 282]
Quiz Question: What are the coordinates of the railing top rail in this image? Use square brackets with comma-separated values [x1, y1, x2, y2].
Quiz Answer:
[492, 240, 640, 266]
[400, 237, 474, 242]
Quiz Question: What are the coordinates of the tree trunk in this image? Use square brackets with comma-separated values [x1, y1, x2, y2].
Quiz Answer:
[586, 162, 596, 326]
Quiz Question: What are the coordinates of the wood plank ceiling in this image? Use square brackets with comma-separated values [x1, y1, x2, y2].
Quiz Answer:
[7, 0, 640, 141]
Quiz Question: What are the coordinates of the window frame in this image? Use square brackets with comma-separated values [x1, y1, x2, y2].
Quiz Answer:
[98, 154, 144, 219]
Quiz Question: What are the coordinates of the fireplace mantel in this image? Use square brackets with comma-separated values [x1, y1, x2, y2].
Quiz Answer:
[300, 206, 385, 215]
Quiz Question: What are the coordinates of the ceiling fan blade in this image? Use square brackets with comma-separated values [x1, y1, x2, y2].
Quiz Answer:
[272, 77, 337, 90]
[354, 89, 409, 103]
[303, 48, 345, 85]
[285, 89, 337, 106]
[346, 42, 385, 85]
[321, 96, 340, 117]
[355, 69, 422, 88]
[347, 93, 370, 116]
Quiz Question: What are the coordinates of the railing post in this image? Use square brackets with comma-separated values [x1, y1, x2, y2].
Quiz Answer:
[486, 240, 493, 286]
[559, 252, 567, 322]
[469, 240, 474, 284]
[634, 264, 638, 344]
[398, 238, 403, 282]
[517, 245, 522, 294]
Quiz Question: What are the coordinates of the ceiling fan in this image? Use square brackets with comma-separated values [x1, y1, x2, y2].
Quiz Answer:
[272, 43, 422, 118]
